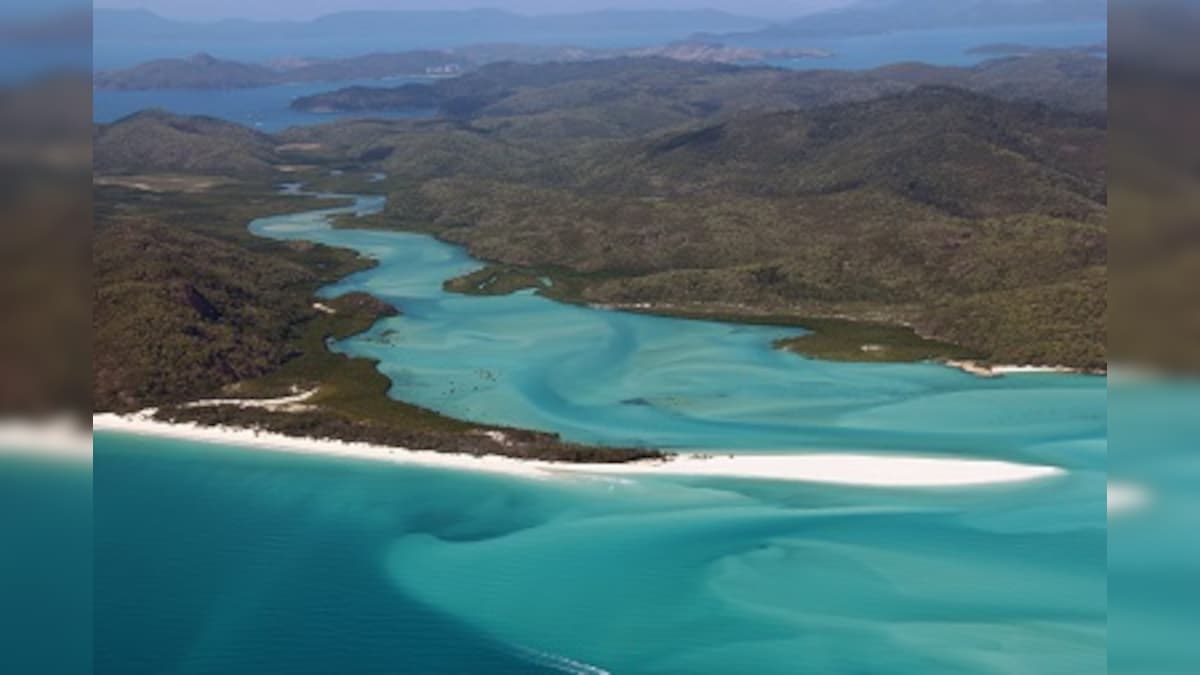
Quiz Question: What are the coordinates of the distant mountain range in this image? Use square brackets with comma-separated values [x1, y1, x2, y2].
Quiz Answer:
[93, 52, 474, 90]
[0, 8, 91, 44]
[712, 0, 1108, 43]
[289, 49, 1106, 120]
[93, 43, 832, 91]
[93, 8, 771, 67]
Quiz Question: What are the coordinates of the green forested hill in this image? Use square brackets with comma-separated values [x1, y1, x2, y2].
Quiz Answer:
[291, 50, 1107, 136]
[93, 183, 661, 461]
[95, 53, 1107, 372]
[388, 88, 1107, 368]
[93, 109, 282, 176]
[93, 186, 367, 410]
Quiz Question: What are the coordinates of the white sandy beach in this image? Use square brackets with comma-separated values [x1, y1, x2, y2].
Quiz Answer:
[0, 417, 92, 462]
[944, 360, 1087, 377]
[94, 413, 1065, 488]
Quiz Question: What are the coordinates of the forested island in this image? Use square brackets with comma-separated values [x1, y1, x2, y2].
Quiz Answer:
[93, 43, 830, 91]
[289, 49, 1106, 116]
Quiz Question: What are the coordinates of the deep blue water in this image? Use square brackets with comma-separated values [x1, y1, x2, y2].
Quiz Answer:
[760, 21, 1108, 70]
[93, 78, 435, 132]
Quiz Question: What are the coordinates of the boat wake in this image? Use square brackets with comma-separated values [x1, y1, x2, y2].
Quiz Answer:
[510, 644, 611, 675]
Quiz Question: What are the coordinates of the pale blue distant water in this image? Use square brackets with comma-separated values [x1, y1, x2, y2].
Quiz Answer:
[94, 183, 1108, 673]
[92, 22, 1107, 130]
[92, 78, 436, 132]
[759, 21, 1108, 70]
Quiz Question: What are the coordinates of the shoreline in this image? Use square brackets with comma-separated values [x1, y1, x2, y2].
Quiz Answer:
[503, 294, 1102, 377]
[94, 412, 1066, 488]
[942, 360, 1100, 377]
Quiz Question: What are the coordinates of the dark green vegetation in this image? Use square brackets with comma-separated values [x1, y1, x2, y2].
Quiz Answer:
[283, 56, 1109, 368]
[94, 51, 1109, 457]
[94, 183, 362, 410]
[94, 110, 282, 176]
[292, 50, 1107, 121]
[773, 318, 977, 363]
[304, 81, 1104, 369]
[154, 405, 659, 463]
[95, 53, 281, 90]
[443, 265, 553, 297]
[442, 265, 977, 363]
[151, 293, 659, 462]
[93, 179, 661, 462]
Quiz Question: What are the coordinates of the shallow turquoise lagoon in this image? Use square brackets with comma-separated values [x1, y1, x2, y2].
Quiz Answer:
[252, 193, 1106, 469]
[93, 189, 1106, 674]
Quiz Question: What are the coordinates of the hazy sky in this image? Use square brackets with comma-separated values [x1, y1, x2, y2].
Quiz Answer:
[93, 1, 853, 21]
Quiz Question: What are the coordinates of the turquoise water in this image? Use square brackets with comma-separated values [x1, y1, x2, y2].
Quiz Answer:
[94, 188, 1107, 673]
[95, 431, 1104, 674]
[0, 451, 91, 675]
[254, 193, 1105, 469]
[1109, 381, 1200, 673]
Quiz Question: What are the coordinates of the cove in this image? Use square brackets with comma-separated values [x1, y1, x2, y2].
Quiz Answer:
[250, 189, 1105, 472]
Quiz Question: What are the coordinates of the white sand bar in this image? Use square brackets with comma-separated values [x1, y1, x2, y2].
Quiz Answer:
[94, 414, 1065, 488]
[547, 453, 1064, 487]
[0, 417, 92, 462]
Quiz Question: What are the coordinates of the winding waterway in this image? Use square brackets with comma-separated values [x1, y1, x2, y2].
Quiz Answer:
[94, 186, 1107, 674]
[252, 190, 1105, 467]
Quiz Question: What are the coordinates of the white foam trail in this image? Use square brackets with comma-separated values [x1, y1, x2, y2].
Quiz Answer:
[1108, 480, 1151, 517]
[510, 645, 611, 675]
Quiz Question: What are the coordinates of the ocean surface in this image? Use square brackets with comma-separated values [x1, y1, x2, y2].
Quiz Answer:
[759, 21, 1108, 70]
[92, 77, 436, 133]
[95, 430, 1104, 675]
[93, 188, 1106, 673]
[0, 450, 91, 675]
